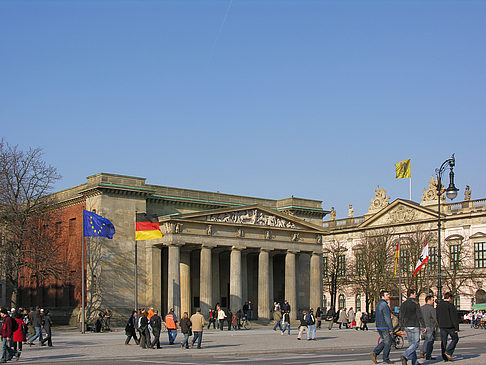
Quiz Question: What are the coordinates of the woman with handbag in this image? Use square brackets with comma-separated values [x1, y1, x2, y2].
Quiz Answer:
[180, 312, 192, 349]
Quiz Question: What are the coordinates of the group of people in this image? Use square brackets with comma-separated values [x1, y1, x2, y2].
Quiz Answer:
[332, 306, 369, 331]
[271, 300, 292, 335]
[209, 305, 247, 331]
[124, 307, 206, 349]
[372, 289, 459, 365]
[0, 306, 53, 363]
[466, 310, 485, 328]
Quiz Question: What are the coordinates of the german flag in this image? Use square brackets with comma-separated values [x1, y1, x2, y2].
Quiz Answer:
[135, 213, 163, 241]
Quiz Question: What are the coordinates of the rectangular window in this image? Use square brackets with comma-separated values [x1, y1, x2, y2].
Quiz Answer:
[474, 242, 486, 268]
[454, 295, 460, 309]
[337, 255, 346, 277]
[429, 247, 437, 272]
[356, 253, 364, 276]
[450, 244, 461, 270]
[322, 256, 328, 278]
[69, 218, 76, 236]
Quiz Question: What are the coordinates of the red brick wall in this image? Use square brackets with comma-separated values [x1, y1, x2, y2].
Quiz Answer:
[19, 202, 85, 308]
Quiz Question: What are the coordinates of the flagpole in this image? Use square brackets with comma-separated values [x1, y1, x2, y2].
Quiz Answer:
[398, 235, 402, 305]
[81, 210, 86, 334]
[409, 177, 412, 201]
[134, 211, 138, 313]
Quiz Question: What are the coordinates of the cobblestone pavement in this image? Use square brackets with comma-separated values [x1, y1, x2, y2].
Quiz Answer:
[15, 323, 486, 364]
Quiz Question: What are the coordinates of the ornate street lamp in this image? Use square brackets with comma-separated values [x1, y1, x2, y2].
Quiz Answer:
[436, 154, 459, 301]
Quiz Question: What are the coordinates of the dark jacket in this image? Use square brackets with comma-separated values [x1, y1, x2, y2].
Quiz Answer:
[31, 310, 42, 327]
[436, 300, 459, 331]
[299, 314, 308, 327]
[180, 318, 192, 334]
[375, 299, 393, 331]
[421, 304, 438, 328]
[43, 314, 53, 333]
[150, 314, 161, 332]
[1, 315, 13, 338]
[399, 297, 425, 328]
[139, 316, 149, 331]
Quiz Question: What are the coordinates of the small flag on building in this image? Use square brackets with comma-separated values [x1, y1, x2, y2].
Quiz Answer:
[413, 242, 429, 276]
[83, 210, 116, 239]
[135, 213, 163, 241]
[395, 159, 411, 179]
[394, 240, 400, 276]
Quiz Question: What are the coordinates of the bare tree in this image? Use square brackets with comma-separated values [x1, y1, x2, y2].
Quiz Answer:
[352, 228, 396, 313]
[0, 140, 61, 306]
[323, 239, 351, 309]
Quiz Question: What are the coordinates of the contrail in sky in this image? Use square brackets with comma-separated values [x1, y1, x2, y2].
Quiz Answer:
[209, 0, 233, 63]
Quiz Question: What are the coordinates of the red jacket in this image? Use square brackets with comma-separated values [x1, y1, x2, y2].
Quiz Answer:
[1, 316, 13, 338]
[13, 318, 26, 342]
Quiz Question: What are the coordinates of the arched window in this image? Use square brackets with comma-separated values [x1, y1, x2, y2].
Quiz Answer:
[356, 294, 361, 312]
[338, 294, 346, 309]
[475, 289, 486, 304]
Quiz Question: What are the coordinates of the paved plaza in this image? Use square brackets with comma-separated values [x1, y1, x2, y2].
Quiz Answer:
[13, 323, 486, 364]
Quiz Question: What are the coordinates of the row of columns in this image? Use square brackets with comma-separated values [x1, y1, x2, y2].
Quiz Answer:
[166, 244, 322, 320]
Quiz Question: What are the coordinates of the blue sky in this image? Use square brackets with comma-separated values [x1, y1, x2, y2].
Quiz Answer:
[1, 0, 485, 219]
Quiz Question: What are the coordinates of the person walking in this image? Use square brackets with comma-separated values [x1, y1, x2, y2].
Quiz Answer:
[165, 308, 178, 345]
[420, 295, 437, 361]
[399, 289, 425, 365]
[27, 306, 43, 345]
[347, 307, 355, 329]
[1, 308, 20, 362]
[281, 311, 291, 335]
[273, 308, 282, 331]
[190, 308, 206, 349]
[40, 309, 53, 347]
[207, 308, 216, 329]
[306, 308, 317, 340]
[217, 306, 226, 331]
[326, 306, 336, 330]
[436, 292, 459, 362]
[361, 311, 369, 331]
[124, 311, 139, 345]
[371, 290, 395, 364]
[297, 310, 308, 340]
[150, 310, 162, 349]
[180, 312, 191, 349]
[139, 311, 152, 349]
[12, 311, 26, 355]
[338, 307, 348, 329]
[316, 307, 322, 329]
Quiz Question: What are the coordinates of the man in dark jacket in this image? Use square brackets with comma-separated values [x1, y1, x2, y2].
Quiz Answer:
[420, 295, 437, 360]
[436, 292, 459, 362]
[40, 309, 53, 347]
[399, 289, 425, 365]
[150, 310, 162, 349]
[1, 308, 20, 362]
[27, 306, 43, 345]
[371, 290, 395, 364]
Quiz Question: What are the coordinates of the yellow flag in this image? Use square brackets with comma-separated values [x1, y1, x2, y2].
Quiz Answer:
[395, 159, 411, 178]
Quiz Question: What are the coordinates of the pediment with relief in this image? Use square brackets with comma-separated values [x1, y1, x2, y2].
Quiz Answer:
[205, 208, 298, 228]
[360, 200, 439, 228]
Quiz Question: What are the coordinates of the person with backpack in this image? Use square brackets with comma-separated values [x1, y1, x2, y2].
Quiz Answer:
[40, 309, 53, 347]
[306, 308, 317, 340]
[13, 311, 26, 354]
[165, 308, 178, 345]
[1, 307, 20, 362]
[297, 310, 308, 340]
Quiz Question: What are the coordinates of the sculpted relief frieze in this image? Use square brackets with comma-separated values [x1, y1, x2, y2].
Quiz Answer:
[388, 205, 416, 224]
[206, 209, 297, 229]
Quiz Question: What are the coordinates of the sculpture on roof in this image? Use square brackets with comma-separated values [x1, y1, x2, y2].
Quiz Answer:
[367, 185, 390, 214]
[330, 207, 336, 221]
[464, 185, 471, 201]
[348, 204, 354, 218]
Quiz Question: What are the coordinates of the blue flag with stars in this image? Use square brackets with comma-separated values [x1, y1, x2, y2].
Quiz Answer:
[83, 210, 115, 239]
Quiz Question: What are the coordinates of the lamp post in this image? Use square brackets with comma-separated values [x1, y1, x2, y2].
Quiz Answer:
[435, 154, 459, 302]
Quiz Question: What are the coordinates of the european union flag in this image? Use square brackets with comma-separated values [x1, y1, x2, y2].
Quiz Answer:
[83, 210, 116, 239]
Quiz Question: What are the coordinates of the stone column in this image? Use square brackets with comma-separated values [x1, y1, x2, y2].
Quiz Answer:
[230, 246, 244, 311]
[242, 253, 248, 304]
[200, 245, 212, 317]
[212, 251, 220, 307]
[285, 250, 298, 320]
[180, 251, 191, 317]
[269, 254, 274, 306]
[168, 244, 181, 318]
[310, 252, 322, 311]
[151, 246, 162, 310]
[258, 248, 271, 320]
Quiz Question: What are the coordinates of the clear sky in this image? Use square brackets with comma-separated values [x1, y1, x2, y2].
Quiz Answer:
[1, 0, 485, 219]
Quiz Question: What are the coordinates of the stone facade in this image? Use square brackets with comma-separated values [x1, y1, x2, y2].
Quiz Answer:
[27, 173, 326, 322]
[321, 184, 486, 312]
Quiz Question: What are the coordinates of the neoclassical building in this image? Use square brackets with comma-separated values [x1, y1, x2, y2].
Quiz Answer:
[17, 173, 326, 321]
[321, 179, 486, 312]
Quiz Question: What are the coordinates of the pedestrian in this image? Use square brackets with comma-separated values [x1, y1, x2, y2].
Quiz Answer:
[180, 312, 191, 349]
[231, 312, 239, 330]
[226, 308, 232, 331]
[139, 311, 152, 349]
[273, 307, 282, 331]
[420, 295, 437, 361]
[436, 292, 459, 362]
[217, 306, 226, 331]
[326, 306, 336, 330]
[124, 311, 139, 345]
[306, 308, 317, 340]
[371, 290, 394, 364]
[281, 311, 291, 335]
[297, 310, 307, 340]
[247, 301, 254, 321]
[150, 310, 162, 349]
[338, 307, 348, 329]
[165, 308, 178, 345]
[12, 311, 26, 355]
[190, 308, 206, 349]
[27, 306, 43, 345]
[207, 308, 216, 329]
[399, 289, 425, 365]
[1, 307, 20, 362]
[281, 300, 291, 313]
[40, 309, 53, 347]
[355, 309, 362, 330]
[361, 311, 369, 331]
[347, 307, 355, 329]
[243, 302, 248, 318]
[316, 307, 322, 329]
